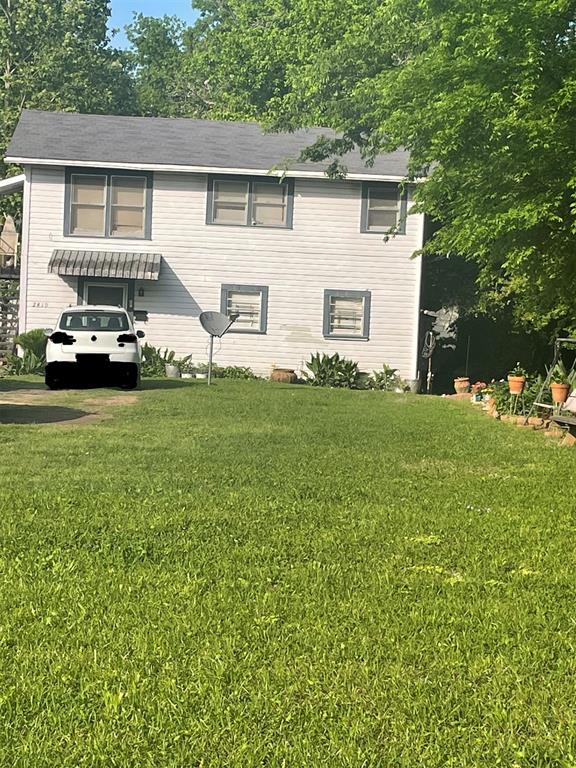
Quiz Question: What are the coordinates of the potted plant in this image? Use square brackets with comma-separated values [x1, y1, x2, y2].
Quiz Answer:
[176, 355, 194, 379]
[549, 361, 571, 404]
[507, 363, 527, 395]
[471, 381, 487, 402]
[453, 376, 470, 394]
[194, 363, 209, 380]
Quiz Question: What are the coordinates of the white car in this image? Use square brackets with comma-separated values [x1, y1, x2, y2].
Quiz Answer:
[44, 305, 144, 390]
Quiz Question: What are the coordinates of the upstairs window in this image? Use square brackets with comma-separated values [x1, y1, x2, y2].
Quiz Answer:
[221, 284, 269, 333]
[70, 175, 107, 236]
[208, 176, 293, 228]
[252, 182, 289, 227]
[66, 170, 152, 239]
[323, 289, 371, 340]
[212, 180, 249, 225]
[110, 176, 147, 237]
[361, 182, 407, 234]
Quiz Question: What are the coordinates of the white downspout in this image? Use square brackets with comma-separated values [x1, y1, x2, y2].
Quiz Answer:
[411, 211, 426, 382]
[18, 165, 32, 334]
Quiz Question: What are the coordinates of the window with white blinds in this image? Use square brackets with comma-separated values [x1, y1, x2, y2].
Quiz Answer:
[212, 180, 249, 225]
[323, 290, 371, 339]
[252, 182, 287, 226]
[70, 175, 107, 235]
[110, 176, 147, 237]
[361, 183, 407, 234]
[66, 170, 151, 238]
[221, 284, 269, 333]
[208, 176, 293, 228]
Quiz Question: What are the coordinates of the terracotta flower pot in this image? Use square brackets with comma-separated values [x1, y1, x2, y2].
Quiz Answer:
[454, 377, 470, 394]
[507, 375, 526, 395]
[550, 382, 570, 404]
[270, 368, 298, 384]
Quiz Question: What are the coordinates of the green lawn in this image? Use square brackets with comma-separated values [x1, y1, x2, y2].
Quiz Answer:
[1, 378, 575, 767]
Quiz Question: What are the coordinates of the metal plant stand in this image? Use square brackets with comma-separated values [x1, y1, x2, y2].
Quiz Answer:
[510, 393, 525, 417]
[523, 337, 576, 424]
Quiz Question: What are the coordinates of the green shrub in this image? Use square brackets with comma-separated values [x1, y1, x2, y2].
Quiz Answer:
[4, 350, 45, 375]
[489, 374, 549, 414]
[370, 363, 407, 392]
[177, 356, 194, 374]
[15, 328, 47, 358]
[212, 365, 257, 379]
[189, 364, 257, 379]
[304, 352, 360, 388]
[140, 344, 176, 378]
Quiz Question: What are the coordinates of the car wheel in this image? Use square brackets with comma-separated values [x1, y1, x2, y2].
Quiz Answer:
[119, 365, 139, 390]
[45, 366, 64, 390]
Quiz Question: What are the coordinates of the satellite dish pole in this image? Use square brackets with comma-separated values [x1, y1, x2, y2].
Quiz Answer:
[208, 334, 215, 387]
[199, 311, 238, 386]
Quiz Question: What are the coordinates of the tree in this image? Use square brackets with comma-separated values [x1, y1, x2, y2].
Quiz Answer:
[188, 0, 576, 332]
[0, 0, 135, 217]
[126, 14, 205, 117]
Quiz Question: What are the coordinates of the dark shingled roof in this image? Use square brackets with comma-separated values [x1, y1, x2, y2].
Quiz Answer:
[6, 110, 409, 178]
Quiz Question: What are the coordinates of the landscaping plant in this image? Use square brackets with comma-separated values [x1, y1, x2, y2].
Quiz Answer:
[2, 328, 49, 376]
[3, 349, 45, 375]
[304, 352, 360, 388]
[370, 363, 406, 392]
[488, 374, 548, 416]
[14, 328, 48, 358]
[176, 355, 193, 375]
[212, 365, 257, 380]
[549, 361, 572, 404]
[140, 344, 177, 378]
[507, 362, 527, 394]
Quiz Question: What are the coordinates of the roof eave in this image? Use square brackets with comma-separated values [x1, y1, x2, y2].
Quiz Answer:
[0, 173, 25, 195]
[3, 156, 408, 183]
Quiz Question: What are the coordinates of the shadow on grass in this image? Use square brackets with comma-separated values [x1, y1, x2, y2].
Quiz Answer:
[140, 379, 200, 390]
[0, 378, 46, 392]
[0, 404, 89, 424]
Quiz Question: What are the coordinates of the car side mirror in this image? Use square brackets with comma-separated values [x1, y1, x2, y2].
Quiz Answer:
[43, 328, 53, 337]
[136, 330, 145, 338]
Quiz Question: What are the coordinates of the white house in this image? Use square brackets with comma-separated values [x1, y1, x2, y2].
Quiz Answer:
[5, 110, 425, 379]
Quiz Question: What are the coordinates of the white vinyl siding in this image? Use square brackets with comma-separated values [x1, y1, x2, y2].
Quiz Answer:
[23, 168, 425, 380]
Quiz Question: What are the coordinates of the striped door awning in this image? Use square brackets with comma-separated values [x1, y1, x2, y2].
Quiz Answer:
[48, 250, 162, 280]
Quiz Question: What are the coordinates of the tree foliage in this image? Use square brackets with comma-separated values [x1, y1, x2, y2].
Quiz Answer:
[0, 0, 134, 216]
[125, 14, 205, 117]
[188, 0, 576, 331]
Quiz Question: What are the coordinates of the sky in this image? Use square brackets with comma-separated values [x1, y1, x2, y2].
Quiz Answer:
[108, 0, 200, 48]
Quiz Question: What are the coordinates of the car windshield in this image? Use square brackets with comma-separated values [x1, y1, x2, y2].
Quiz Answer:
[59, 311, 130, 332]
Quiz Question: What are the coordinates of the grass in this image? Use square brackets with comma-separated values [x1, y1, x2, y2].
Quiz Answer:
[0, 377, 576, 767]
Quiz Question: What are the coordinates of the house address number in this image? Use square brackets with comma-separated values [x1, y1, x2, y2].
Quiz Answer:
[32, 301, 49, 308]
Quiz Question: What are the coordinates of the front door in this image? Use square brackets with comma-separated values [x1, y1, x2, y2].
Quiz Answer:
[84, 282, 128, 308]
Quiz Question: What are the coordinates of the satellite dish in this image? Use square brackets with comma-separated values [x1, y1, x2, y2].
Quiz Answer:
[198, 311, 238, 385]
[199, 311, 236, 338]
